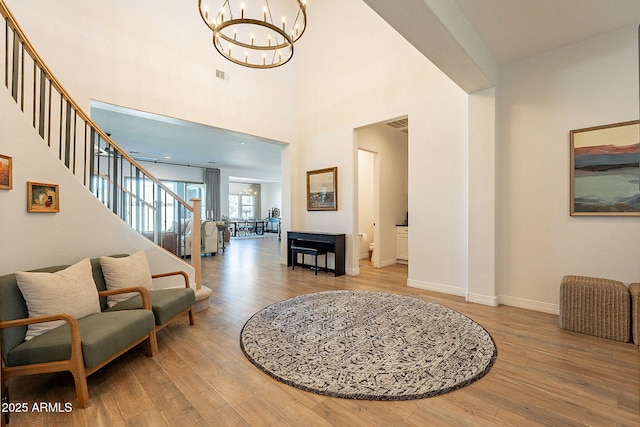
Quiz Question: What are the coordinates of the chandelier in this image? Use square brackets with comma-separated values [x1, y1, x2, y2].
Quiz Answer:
[198, 0, 307, 69]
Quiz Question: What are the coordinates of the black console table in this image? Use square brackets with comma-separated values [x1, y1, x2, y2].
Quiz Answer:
[287, 231, 346, 276]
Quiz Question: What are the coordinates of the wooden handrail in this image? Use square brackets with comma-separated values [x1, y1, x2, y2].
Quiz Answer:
[94, 171, 156, 210]
[0, 0, 191, 212]
[1, 0, 203, 289]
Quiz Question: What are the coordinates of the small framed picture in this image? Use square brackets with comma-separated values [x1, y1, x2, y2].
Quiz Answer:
[27, 181, 59, 213]
[0, 154, 12, 190]
[307, 167, 338, 211]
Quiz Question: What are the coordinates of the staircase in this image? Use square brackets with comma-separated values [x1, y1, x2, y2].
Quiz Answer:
[0, 1, 202, 273]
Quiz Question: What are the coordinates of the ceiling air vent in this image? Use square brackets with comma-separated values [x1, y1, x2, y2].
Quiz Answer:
[215, 69, 230, 82]
[386, 118, 409, 134]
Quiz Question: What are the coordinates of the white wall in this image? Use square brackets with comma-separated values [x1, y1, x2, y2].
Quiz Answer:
[23, 0, 625, 312]
[3, 0, 638, 313]
[261, 182, 282, 218]
[497, 25, 640, 313]
[5, 0, 288, 231]
[0, 90, 194, 287]
[406, 79, 469, 295]
[5, 0, 298, 146]
[5, 0, 469, 293]
[468, 87, 497, 306]
[294, 0, 469, 285]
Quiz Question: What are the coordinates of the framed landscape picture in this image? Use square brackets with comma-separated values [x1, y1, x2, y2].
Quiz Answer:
[0, 154, 11, 190]
[27, 181, 59, 213]
[570, 120, 640, 216]
[307, 167, 337, 211]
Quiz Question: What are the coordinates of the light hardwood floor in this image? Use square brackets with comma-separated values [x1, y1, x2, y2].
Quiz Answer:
[5, 236, 639, 426]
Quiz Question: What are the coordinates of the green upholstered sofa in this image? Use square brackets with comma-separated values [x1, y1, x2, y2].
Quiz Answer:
[94, 255, 196, 333]
[0, 255, 195, 409]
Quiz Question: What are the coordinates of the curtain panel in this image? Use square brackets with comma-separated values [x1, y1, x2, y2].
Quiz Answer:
[204, 168, 221, 220]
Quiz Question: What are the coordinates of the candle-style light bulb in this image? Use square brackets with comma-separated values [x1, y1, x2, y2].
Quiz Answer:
[263, 6, 267, 21]
[241, 3, 245, 19]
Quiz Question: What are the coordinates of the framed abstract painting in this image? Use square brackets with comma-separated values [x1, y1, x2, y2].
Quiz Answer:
[570, 120, 639, 216]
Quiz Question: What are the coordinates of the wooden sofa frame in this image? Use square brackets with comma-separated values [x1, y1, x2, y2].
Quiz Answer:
[1, 259, 196, 413]
[0, 287, 156, 410]
[150, 271, 195, 332]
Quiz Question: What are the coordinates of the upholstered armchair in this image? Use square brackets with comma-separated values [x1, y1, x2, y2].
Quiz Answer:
[182, 220, 218, 256]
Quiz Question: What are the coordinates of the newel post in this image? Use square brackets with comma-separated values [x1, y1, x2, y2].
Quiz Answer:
[190, 198, 211, 312]
[191, 198, 202, 291]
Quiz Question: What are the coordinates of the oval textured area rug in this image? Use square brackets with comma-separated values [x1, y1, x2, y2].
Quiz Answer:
[240, 290, 497, 400]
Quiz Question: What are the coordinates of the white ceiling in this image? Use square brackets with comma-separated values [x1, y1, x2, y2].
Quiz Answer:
[454, 0, 640, 65]
[92, 1, 640, 180]
[90, 101, 284, 180]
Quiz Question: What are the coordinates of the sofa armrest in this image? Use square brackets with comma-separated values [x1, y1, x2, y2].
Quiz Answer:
[152, 271, 190, 288]
[0, 313, 84, 367]
[0, 312, 79, 331]
[99, 287, 152, 310]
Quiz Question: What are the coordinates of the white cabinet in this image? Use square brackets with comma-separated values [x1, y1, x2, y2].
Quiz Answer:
[396, 226, 408, 264]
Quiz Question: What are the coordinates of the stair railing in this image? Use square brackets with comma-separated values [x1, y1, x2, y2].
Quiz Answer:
[0, 1, 202, 284]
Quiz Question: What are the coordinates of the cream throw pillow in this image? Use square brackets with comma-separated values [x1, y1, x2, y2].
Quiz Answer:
[99, 251, 153, 308]
[16, 258, 101, 341]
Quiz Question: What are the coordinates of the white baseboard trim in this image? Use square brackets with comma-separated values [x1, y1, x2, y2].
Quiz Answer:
[281, 256, 558, 314]
[499, 295, 559, 315]
[379, 258, 398, 268]
[407, 279, 467, 297]
[467, 293, 499, 307]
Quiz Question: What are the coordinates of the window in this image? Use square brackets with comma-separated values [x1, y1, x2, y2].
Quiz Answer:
[241, 195, 254, 219]
[228, 194, 255, 219]
[184, 183, 207, 219]
[229, 194, 239, 219]
[229, 182, 260, 219]
[121, 178, 205, 232]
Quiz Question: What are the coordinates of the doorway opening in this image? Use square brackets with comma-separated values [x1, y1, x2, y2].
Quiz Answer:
[358, 149, 376, 266]
[356, 117, 408, 269]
